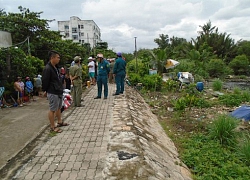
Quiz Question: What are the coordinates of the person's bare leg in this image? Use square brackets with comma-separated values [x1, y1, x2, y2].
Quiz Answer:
[20, 97, 23, 105]
[17, 98, 21, 105]
[55, 109, 62, 123]
[55, 108, 69, 126]
[48, 110, 56, 128]
[90, 77, 93, 85]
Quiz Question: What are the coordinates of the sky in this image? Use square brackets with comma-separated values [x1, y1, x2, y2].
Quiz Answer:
[1, 0, 250, 53]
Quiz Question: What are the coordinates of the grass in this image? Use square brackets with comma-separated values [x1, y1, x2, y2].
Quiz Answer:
[140, 80, 250, 180]
[238, 134, 250, 166]
[208, 114, 238, 146]
[212, 79, 223, 91]
[180, 133, 250, 180]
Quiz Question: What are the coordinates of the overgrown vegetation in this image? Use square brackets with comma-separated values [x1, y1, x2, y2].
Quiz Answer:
[138, 79, 250, 179]
[133, 73, 250, 179]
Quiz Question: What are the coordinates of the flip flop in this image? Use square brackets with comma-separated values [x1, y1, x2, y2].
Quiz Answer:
[57, 122, 69, 127]
[50, 127, 63, 133]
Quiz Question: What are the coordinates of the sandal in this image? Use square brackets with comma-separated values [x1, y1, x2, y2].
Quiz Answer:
[50, 127, 63, 133]
[57, 122, 69, 127]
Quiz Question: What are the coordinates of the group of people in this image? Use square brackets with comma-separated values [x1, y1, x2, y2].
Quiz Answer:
[13, 75, 42, 107]
[41, 50, 127, 133]
[93, 52, 126, 99]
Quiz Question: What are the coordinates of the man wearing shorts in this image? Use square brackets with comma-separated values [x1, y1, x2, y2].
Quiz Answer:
[42, 50, 69, 133]
[88, 57, 96, 85]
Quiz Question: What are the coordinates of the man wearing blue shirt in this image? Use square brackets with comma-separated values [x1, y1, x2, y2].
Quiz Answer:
[94, 54, 110, 99]
[113, 52, 126, 95]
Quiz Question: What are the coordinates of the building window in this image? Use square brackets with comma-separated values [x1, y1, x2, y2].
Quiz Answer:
[65, 33, 69, 37]
[72, 35, 78, 40]
[82, 40, 84, 43]
[65, 25, 69, 29]
[81, 25, 84, 29]
[81, 32, 84, 36]
[72, 28, 77, 33]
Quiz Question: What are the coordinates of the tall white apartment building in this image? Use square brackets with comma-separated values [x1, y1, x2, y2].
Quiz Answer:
[58, 16, 101, 48]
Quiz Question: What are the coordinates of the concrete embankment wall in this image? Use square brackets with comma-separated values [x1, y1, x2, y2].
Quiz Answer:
[103, 86, 192, 180]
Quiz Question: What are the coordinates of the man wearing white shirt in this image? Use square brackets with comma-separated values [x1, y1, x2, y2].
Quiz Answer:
[88, 57, 96, 85]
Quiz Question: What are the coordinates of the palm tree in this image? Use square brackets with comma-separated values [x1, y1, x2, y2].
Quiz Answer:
[149, 49, 167, 75]
[191, 21, 237, 63]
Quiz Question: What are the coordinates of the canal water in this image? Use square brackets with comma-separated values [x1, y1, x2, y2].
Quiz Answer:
[223, 81, 250, 90]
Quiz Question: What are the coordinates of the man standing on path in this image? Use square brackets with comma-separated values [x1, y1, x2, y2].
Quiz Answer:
[42, 50, 69, 133]
[113, 52, 126, 95]
[94, 53, 110, 99]
[69, 56, 83, 107]
[88, 56, 96, 85]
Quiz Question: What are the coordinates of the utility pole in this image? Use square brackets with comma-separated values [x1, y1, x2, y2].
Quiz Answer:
[134, 37, 138, 73]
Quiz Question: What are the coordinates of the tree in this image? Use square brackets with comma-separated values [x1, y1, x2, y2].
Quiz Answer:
[0, 6, 90, 94]
[0, 7, 90, 64]
[191, 21, 237, 63]
[236, 40, 250, 61]
[154, 34, 170, 49]
[206, 59, 232, 78]
[0, 6, 54, 55]
[228, 55, 250, 75]
[96, 42, 108, 50]
[149, 49, 167, 75]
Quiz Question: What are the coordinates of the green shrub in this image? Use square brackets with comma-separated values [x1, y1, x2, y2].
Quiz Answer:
[194, 97, 211, 108]
[209, 114, 238, 146]
[241, 90, 250, 102]
[142, 74, 162, 91]
[238, 135, 250, 166]
[127, 73, 142, 86]
[212, 79, 223, 91]
[163, 79, 179, 92]
[218, 93, 246, 107]
[174, 59, 196, 73]
[172, 97, 187, 111]
[184, 83, 200, 96]
[233, 87, 241, 94]
[181, 133, 250, 180]
[126, 59, 149, 76]
[207, 59, 232, 78]
[228, 55, 250, 75]
[172, 93, 211, 111]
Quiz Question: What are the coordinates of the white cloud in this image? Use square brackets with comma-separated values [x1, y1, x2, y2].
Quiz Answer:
[1, 0, 250, 53]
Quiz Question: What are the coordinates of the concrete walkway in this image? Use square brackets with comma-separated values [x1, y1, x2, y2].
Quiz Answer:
[1, 83, 192, 180]
[0, 96, 49, 170]
[12, 84, 116, 180]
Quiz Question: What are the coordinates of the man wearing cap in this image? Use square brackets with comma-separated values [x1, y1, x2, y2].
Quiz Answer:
[113, 52, 126, 95]
[69, 56, 83, 107]
[88, 56, 96, 85]
[94, 53, 110, 99]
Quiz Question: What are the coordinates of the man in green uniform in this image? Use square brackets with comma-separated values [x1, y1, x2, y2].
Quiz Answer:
[94, 53, 110, 99]
[69, 56, 83, 107]
[113, 52, 126, 95]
